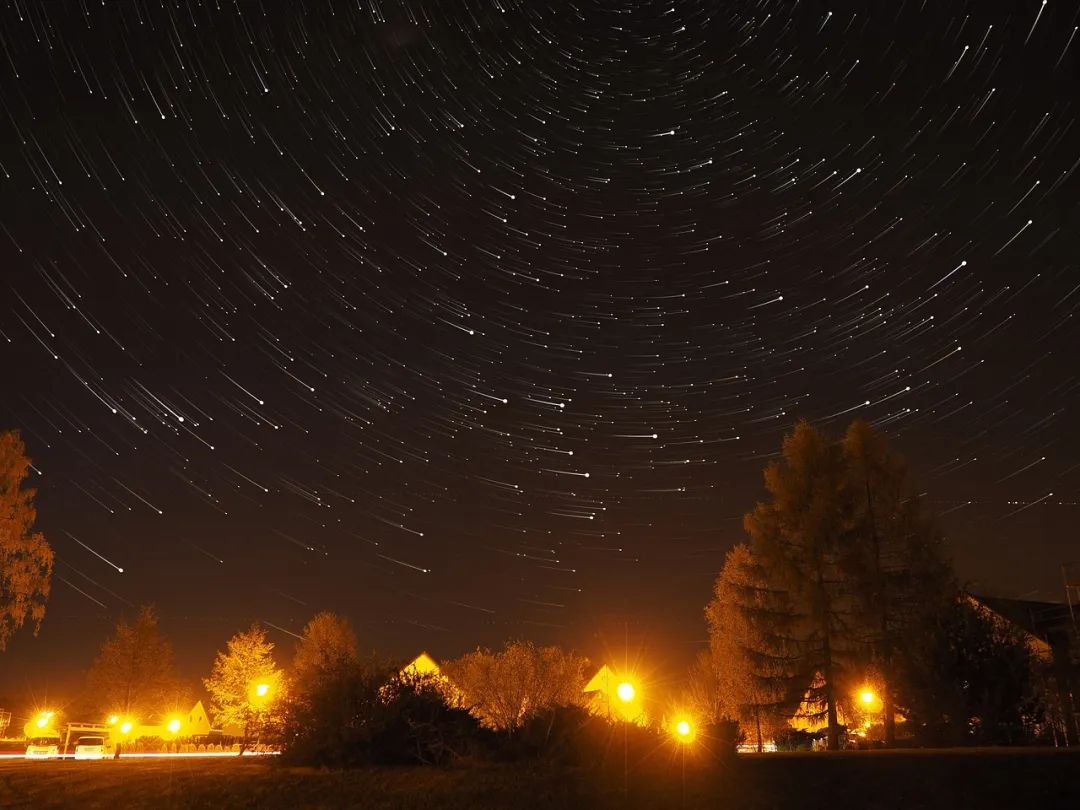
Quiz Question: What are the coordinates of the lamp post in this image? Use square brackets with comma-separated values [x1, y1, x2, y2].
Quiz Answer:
[671, 716, 694, 808]
[615, 678, 638, 798]
[114, 719, 134, 759]
[245, 678, 275, 754]
[857, 688, 881, 741]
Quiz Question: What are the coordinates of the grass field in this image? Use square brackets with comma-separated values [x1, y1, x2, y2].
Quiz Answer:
[1, 748, 1078, 809]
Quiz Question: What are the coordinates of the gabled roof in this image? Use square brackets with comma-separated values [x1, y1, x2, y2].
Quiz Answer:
[967, 595, 1054, 660]
[970, 594, 1073, 643]
[401, 651, 442, 677]
[583, 664, 617, 693]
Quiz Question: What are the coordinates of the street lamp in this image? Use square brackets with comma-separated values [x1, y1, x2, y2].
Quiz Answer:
[616, 681, 635, 703]
[255, 682, 270, 699]
[860, 689, 876, 705]
[675, 719, 692, 740]
[167, 718, 182, 734]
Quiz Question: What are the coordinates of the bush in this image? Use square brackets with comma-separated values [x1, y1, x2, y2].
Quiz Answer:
[281, 664, 391, 767]
[373, 674, 492, 766]
[501, 704, 603, 764]
[281, 667, 490, 768]
[702, 718, 743, 760]
[133, 736, 164, 753]
[774, 728, 816, 751]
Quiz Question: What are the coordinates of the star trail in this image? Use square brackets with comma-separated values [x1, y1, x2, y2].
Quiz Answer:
[1, 0, 1078, 686]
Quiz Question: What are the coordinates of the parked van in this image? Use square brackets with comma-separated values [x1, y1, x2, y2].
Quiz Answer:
[24, 736, 61, 759]
[73, 735, 107, 760]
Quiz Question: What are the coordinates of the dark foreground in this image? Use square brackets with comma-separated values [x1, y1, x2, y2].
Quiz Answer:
[1, 748, 1078, 809]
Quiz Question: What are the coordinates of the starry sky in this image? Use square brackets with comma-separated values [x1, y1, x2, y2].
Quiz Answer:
[1, 0, 1079, 699]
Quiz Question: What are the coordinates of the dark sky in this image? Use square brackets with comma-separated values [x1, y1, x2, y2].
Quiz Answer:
[1, 1, 1079, 702]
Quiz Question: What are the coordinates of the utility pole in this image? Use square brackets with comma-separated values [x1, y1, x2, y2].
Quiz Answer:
[1063, 562, 1080, 744]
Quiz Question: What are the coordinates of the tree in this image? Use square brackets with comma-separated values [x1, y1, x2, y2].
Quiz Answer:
[443, 641, 588, 731]
[840, 419, 953, 745]
[291, 611, 359, 689]
[745, 420, 859, 750]
[85, 605, 185, 721]
[899, 596, 1048, 745]
[0, 430, 54, 651]
[702, 544, 798, 751]
[740, 420, 957, 749]
[204, 624, 283, 751]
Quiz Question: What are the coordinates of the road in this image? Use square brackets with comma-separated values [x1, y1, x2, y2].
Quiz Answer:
[0, 750, 277, 761]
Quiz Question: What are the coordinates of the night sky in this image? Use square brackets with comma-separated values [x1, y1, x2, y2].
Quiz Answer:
[2, 1, 1079, 699]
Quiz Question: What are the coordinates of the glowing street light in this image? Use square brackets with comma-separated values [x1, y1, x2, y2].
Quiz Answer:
[255, 683, 270, 699]
[616, 681, 636, 703]
[167, 718, 182, 734]
[108, 715, 119, 725]
[35, 711, 54, 729]
[120, 721, 133, 735]
[860, 689, 876, 705]
[669, 708, 697, 743]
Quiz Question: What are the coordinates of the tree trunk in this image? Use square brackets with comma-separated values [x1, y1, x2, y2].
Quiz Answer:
[864, 476, 895, 747]
[822, 630, 840, 750]
[754, 705, 763, 753]
[816, 559, 841, 751]
[883, 680, 896, 745]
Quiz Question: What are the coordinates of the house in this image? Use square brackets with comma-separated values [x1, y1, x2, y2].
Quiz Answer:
[583, 664, 648, 725]
[401, 651, 443, 679]
[185, 701, 212, 736]
[970, 593, 1079, 744]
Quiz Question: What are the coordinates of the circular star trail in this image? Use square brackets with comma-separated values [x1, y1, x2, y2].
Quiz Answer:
[1, 1, 1078, 680]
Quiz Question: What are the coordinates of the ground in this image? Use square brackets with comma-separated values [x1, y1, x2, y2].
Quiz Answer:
[1, 749, 1078, 809]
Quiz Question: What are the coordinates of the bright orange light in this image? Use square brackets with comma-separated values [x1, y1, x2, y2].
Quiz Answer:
[616, 681, 635, 703]
[36, 717, 48, 729]
[255, 683, 270, 698]
[120, 721, 133, 734]
[167, 718, 181, 734]
[860, 690, 876, 705]
[108, 715, 119, 725]
[670, 712, 696, 743]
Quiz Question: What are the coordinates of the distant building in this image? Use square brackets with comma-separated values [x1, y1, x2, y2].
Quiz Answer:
[401, 651, 443, 679]
[184, 701, 213, 736]
[970, 593, 1079, 744]
[583, 664, 648, 725]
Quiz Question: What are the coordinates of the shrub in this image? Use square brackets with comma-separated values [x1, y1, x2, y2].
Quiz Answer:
[281, 664, 391, 767]
[702, 718, 743, 760]
[774, 728, 816, 751]
[282, 667, 490, 768]
[372, 673, 491, 766]
[133, 736, 164, 753]
[502, 704, 603, 764]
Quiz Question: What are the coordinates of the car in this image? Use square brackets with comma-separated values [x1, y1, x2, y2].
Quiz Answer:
[25, 736, 61, 759]
[73, 735, 107, 760]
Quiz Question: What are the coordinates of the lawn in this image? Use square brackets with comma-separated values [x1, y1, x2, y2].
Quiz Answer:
[0, 748, 1077, 809]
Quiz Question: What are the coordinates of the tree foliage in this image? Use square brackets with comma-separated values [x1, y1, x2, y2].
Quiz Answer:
[744, 420, 856, 749]
[0, 430, 54, 651]
[204, 623, 283, 743]
[85, 605, 185, 720]
[840, 419, 954, 743]
[701, 543, 797, 750]
[899, 596, 1049, 745]
[291, 611, 359, 690]
[443, 640, 588, 731]
[739, 419, 954, 749]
